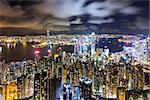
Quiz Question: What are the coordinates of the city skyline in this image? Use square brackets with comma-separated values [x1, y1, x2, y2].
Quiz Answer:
[0, 0, 150, 100]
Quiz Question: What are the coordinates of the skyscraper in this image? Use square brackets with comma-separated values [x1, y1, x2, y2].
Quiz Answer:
[34, 73, 41, 99]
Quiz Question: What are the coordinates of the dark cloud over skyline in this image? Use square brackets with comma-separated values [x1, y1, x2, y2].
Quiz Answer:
[0, 0, 149, 32]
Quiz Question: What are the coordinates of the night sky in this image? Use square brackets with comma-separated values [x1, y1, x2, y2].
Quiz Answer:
[0, 0, 149, 32]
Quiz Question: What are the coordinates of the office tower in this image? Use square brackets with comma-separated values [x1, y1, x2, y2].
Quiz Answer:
[40, 70, 48, 100]
[80, 77, 92, 100]
[90, 32, 96, 55]
[34, 73, 41, 99]
[0, 84, 2, 100]
[17, 75, 25, 99]
[48, 77, 61, 100]
[2, 82, 17, 100]
[117, 87, 126, 100]
[74, 42, 80, 54]
[63, 82, 72, 100]
[91, 44, 95, 55]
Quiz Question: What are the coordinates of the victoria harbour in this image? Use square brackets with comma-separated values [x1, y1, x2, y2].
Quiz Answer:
[0, 43, 73, 62]
[0, 37, 125, 62]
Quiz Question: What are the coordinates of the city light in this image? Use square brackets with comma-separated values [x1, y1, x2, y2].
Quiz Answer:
[47, 49, 51, 53]
[0, 0, 149, 99]
[0, 31, 149, 100]
[0, 47, 2, 52]
[34, 50, 40, 54]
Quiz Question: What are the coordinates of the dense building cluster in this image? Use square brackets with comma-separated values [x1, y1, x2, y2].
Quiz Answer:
[0, 32, 149, 100]
[0, 47, 149, 100]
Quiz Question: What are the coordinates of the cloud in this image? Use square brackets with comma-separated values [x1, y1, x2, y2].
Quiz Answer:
[86, 2, 113, 17]
[70, 18, 82, 24]
[73, 25, 89, 30]
[135, 16, 149, 29]
[86, 0, 139, 17]
[33, 0, 139, 18]
[0, 0, 148, 31]
[0, 1, 25, 17]
[119, 6, 140, 15]
[0, 0, 72, 30]
[30, 0, 140, 30]
[88, 18, 114, 24]
[0, 20, 39, 29]
[42, 18, 70, 30]
[32, 0, 86, 18]
[44, 18, 70, 26]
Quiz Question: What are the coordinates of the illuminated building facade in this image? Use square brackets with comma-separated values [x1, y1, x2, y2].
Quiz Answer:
[47, 30, 52, 57]
[90, 32, 96, 55]
[2, 82, 17, 100]
[117, 87, 126, 100]
[0, 85, 2, 100]
[17, 75, 25, 99]
[34, 70, 59, 100]
[24, 75, 34, 99]
[80, 77, 92, 99]
[40, 70, 48, 100]
[74, 42, 80, 54]
[34, 73, 41, 99]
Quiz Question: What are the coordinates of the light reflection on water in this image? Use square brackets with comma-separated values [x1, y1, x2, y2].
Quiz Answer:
[0, 43, 74, 62]
[0, 38, 125, 62]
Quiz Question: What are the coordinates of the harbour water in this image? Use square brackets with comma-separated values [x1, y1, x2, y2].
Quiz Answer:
[0, 38, 125, 62]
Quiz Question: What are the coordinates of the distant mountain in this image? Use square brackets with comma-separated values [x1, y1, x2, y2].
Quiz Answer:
[0, 27, 45, 36]
[0, 27, 149, 36]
